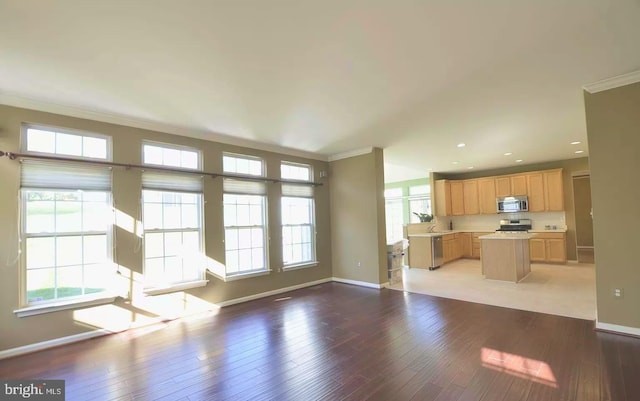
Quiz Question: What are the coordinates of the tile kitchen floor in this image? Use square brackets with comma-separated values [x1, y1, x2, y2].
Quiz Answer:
[389, 258, 596, 320]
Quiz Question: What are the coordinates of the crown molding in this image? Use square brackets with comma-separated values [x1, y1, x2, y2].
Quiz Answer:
[328, 146, 374, 162]
[0, 92, 328, 162]
[583, 70, 640, 94]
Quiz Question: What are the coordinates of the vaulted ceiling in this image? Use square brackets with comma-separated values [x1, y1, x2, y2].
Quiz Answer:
[1, 1, 639, 181]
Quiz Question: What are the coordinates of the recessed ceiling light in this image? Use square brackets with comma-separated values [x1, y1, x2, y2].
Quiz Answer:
[571, 141, 581, 145]
[452, 161, 459, 164]
[504, 152, 512, 156]
[575, 150, 584, 154]
[515, 159, 523, 163]
[457, 143, 466, 148]
[467, 166, 474, 169]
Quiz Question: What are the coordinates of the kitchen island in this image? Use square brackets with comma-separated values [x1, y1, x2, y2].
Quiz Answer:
[479, 232, 536, 282]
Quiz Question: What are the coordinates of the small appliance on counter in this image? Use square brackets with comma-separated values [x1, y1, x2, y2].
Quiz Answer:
[495, 218, 532, 233]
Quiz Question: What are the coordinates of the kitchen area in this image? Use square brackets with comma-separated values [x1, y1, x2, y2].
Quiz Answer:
[387, 164, 596, 319]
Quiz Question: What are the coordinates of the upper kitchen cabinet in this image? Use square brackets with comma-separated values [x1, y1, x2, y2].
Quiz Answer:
[478, 177, 497, 214]
[434, 168, 564, 217]
[435, 180, 452, 216]
[435, 179, 464, 216]
[527, 172, 545, 212]
[463, 179, 479, 215]
[450, 181, 465, 216]
[510, 175, 528, 196]
[495, 176, 511, 197]
[544, 169, 564, 211]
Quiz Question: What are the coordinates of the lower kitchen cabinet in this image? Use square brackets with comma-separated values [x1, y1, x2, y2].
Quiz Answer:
[471, 232, 492, 259]
[530, 233, 567, 263]
[460, 232, 472, 257]
[443, 233, 463, 263]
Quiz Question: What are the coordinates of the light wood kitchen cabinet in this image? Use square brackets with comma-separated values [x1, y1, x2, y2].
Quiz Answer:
[443, 234, 454, 263]
[527, 173, 545, 212]
[434, 180, 452, 216]
[443, 233, 463, 263]
[495, 176, 511, 197]
[546, 238, 567, 263]
[510, 175, 528, 196]
[471, 232, 492, 259]
[460, 232, 472, 257]
[544, 169, 564, 211]
[478, 178, 496, 214]
[434, 168, 564, 217]
[529, 232, 567, 263]
[450, 181, 465, 216]
[463, 179, 479, 215]
[529, 239, 547, 262]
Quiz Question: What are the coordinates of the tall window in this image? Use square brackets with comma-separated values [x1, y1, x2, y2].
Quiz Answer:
[142, 142, 204, 289]
[20, 125, 112, 305]
[281, 162, 315, 267]
[409, 185, 431, 223]
[384, 188, 404, 242]
[223, 154, 268, 276]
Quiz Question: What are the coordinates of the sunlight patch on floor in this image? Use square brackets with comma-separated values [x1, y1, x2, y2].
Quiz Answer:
[481, 347, 557, 388]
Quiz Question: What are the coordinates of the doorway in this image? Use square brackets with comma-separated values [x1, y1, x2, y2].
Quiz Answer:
[573, 174, 595, 263]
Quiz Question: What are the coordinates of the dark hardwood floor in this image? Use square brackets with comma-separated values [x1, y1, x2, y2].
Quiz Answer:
[1, 282, 639, 400]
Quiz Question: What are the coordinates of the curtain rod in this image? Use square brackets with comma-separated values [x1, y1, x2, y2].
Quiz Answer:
[0, 151, 323, 187]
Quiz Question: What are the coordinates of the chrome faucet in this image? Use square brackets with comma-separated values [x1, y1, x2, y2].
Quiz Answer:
[427, 217, 438, 233]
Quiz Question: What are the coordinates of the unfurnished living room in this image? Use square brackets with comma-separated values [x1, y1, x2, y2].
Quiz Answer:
[1, 2, 640, 400]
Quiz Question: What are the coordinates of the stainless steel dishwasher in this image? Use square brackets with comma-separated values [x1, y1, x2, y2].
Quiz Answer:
[429, 235, 444, 270]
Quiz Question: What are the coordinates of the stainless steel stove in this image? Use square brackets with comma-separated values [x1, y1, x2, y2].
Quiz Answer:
[495, 218, 532, 232]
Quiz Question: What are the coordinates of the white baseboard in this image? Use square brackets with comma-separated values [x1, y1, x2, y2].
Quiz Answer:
[0, 329, 112, 360]
[215, 278, 333, 307]
[331, 277, 385, 289]
[595, 321, 640, 337]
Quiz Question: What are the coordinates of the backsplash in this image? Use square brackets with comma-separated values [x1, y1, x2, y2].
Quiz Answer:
[450, 212, 566, 231]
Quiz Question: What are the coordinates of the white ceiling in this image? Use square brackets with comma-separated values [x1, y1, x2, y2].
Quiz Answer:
[1, 1, 639, 182]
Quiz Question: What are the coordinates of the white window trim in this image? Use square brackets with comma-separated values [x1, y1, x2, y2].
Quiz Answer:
[143, 279, 209, 296]
[222, 152, 266, 177]
[281, 160, 314, 182]
[14, 291, 124, 318]
[282, 261, 319, 271]
[142, 140, 202, 171]
[141, 142, 205, 289]
[20, 188, 114, 308]
[281, 162, 316, 268]
[208, 269, 272, 282]
[21, 122, 113, 161]
[141, 190, 206, 288]
[222, 154, 269, 276]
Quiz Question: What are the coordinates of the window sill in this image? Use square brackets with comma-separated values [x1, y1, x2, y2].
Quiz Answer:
[14, 292, 123, 318]
[209, 269, 271, 282]
[143, 279, 209, 296]
[282, 261, 319, 271]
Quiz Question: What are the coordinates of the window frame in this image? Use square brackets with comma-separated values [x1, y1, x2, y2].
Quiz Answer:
[220, 153, 270, 279]
[142, 140, 202, 171]
[141, 142, 206, 293]
[408, 185, 432, 223]
[21, 123, 113, 161]
[280, 161, 317, 269]
[20, 188, 115, 307]
[17, 124, 116, 312]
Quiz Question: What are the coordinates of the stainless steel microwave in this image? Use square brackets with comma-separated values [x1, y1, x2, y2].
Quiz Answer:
[496, 196, 528, 213]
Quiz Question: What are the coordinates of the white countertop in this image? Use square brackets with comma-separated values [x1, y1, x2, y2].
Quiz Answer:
[479, 233, 537, 240]
[408, 228, 566, 236]
[408, 232, 453, 238]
